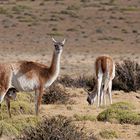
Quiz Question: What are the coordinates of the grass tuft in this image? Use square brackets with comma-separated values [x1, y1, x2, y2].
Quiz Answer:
[99, 130, 118, 139]
[74, 114, 96, 121]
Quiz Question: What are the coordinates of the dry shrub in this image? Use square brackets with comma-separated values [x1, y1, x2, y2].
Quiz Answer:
[113, 60, 140, 92]
[42, 84, 71, 104]
[58, 75, 96, 91]
[17, 115, 96, 140]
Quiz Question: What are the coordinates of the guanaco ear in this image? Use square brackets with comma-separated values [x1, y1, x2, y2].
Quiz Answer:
[62, 39, 66, 45]
[52, 37, 57, 43]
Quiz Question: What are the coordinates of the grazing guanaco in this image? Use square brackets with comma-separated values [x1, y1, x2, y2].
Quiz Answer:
[87, 55, 115, 107]
[0, 38, 65, 116]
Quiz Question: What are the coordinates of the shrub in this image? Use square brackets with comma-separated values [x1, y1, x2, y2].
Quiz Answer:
[17, 115, 96, 140]
[99, 130, 118, 139]
[113, 60, 140, 92]
[97, 102, 140, 125]
[42, 84, 71, 104]
[58, 75, 96, 91]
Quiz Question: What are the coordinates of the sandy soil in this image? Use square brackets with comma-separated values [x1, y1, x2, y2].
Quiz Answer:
[0, 0, 140, 140]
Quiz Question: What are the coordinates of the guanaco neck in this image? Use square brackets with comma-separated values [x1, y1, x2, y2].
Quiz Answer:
[49, 50, 62, 77]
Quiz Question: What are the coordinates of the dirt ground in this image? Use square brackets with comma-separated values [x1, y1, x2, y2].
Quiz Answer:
[0, 0, 140, 140]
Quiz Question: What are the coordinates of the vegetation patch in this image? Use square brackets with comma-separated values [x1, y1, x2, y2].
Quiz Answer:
[0, 7, 8, 15]
[67, 5, 80, 11]
[113, 60, 140, 92]
[0, 116, 39, 137]
[60, 10, 79, 18]
[58, 75, 96, 91]
[42, 84, 71, 104]
[0, 93, 40, 137]
[12, 5, 31, 14]
[121, 6, 140, 12]
[99, 130, 118, 139]
[17, 115, 96, 140]
[74, 114, 96, 121]
[97, 102, 140, 125]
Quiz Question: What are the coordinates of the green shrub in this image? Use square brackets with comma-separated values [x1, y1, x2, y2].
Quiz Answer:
[110, 102, 135, 110]
[97, 102, 140, 125]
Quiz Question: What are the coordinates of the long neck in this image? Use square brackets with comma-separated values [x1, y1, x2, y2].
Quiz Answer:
[49, 51, 62, 76]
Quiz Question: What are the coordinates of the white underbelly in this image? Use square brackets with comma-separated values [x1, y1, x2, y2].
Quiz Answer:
[12, 75, 38, 92]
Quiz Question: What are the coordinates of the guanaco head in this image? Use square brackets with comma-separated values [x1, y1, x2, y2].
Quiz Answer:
[87, 91, 97, 105]
[52, 37, 65, 53]
[5, 88, 18, 101]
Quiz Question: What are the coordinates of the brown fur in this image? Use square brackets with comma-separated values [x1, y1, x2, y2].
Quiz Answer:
[0, 64, 11, 95]
[95, 56, 113, 78]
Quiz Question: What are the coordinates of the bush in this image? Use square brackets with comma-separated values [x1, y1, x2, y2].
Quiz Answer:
[17, 115, 96, 140]
[42, 84, 71, 104]
[97, 102, 140, 125]
[113, 60, 140, 92]
[58, 75, 96, 91]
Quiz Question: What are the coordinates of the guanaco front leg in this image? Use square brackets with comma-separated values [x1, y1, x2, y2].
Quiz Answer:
[35, 87, 43, 116]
